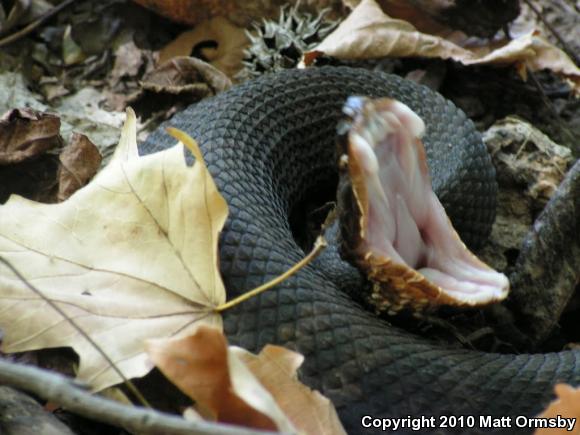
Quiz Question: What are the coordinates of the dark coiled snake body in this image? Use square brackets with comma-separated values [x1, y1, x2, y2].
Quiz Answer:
[143, 67, 580, 434]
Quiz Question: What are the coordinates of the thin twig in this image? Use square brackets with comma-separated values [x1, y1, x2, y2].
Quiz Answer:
[0, 257, 150, 408]
[521, 0, 579, 66]
[0, 358, 285, 435]
[0, 0, 78, 48]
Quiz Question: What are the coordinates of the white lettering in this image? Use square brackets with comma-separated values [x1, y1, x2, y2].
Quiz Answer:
[361, 415, 438, 431]
[565, 417, 576, 431]
[361, 416, 371, 428]
[515, 416, 529, 427]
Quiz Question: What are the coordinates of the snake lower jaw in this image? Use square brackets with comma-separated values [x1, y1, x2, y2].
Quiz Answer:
[339, 97, 509, 313]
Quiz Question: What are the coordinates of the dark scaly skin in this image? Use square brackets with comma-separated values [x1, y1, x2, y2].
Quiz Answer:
[508, 159, 580, 345]
[142, 67, 580, 434]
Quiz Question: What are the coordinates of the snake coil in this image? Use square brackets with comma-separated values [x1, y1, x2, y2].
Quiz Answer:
[143, 67, 580, 435]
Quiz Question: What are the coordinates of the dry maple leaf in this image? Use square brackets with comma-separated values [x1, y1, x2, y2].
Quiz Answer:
[0, 108, 227, 391]
[147, 326, 346, 434]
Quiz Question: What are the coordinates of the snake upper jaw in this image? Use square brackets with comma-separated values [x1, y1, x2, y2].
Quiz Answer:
[338, 97, 509, 313]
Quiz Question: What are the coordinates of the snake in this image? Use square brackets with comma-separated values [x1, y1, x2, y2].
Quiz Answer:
[142, 67, 580, 434]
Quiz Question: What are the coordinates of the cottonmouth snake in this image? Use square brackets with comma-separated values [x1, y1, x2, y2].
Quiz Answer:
[143, 67, 580, 434]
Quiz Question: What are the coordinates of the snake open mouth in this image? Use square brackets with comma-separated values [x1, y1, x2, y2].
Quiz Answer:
[339, 97, 509, 313]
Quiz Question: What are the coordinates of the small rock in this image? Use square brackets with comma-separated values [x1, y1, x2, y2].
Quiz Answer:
[480, 117, 573, 272]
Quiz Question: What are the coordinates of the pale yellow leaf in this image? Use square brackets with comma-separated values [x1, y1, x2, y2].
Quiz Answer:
[0, 108, 228, 391]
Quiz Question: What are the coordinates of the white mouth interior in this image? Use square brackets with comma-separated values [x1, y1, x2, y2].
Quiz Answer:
[349, 100, 509, 305]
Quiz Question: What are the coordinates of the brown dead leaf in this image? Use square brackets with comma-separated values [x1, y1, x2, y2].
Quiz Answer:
[110, 41, 154, 87]
[158, 17, 248, 78]
[57, 132, 102, 201]
[512, 31, 580, 92]
[105, 42, 156, 111]
[142, 57, 231, 97]
[308, 0, 471, 60]
[235, 345, 347, 435]
[0, 109, 61, 165]
[146, 326, 295, 433]
[131, 0, 346, 27]
[0, 108, 227, 391]
[131, 0, 238, 26]
[535, 384, 580, 434]
[308, 0, 580, 93]
[39, 77, 70, 102]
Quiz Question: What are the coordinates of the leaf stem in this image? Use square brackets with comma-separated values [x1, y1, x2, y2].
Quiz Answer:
[215, 236, 327, 313]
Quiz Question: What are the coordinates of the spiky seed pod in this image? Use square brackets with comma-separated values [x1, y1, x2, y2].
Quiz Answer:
[238, 3, 338, 81]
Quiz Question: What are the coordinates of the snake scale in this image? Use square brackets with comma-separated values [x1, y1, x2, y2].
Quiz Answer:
[142, 67, 580, 434]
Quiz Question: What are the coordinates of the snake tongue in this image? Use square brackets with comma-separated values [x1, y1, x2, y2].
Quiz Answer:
[341, 97, 509, 313]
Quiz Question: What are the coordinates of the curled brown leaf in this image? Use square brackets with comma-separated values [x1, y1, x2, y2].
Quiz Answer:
[147, 326, 346, 434]
[158, 17, 248, 78]
[146, 326, 291, 432]
[142, 56, 231, 97]
[57, 132, 102, 201]
[0, 108, 61, 165]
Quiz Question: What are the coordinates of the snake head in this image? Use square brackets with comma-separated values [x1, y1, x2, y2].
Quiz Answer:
[337, 96, 509, 314]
